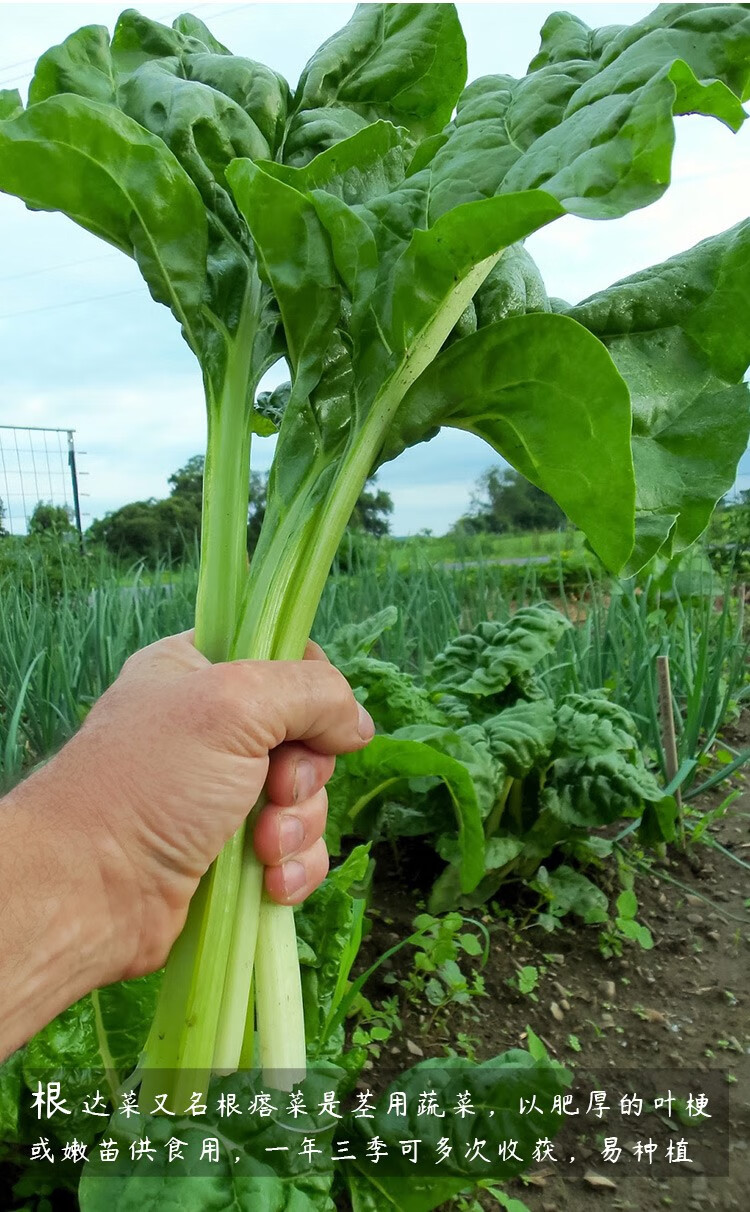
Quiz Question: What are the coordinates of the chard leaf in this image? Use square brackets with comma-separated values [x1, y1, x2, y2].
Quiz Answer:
[395, 723, 498, 819]
[475, 243, 551, 324]
[0, 89, 21, 120]
[532, 864, 609, 925]
[265, 120, 410, 205]
[227, 159, 340, 409]
[543, 751, 665, 830]
[567, 219, 750, 570]
[385, 312, 635, 571]
[481, 699, 557, 779]
[553, 691, 642, 759]
[429, 835, 525, 914]
[346, 1050, 569, 1205]
[0, 95, 207, 351]
[338, 656, 446, 734]
[0, 1050, 23, 1147]
[418, 4, 749, 221]
[29, 24, 116, 106]
[333, 734, 485, 892]
[429, 605, 571, 708]
[296, 846, 371, 1053]
[325, 605, 398, 663]
[294, 4, 467, 141]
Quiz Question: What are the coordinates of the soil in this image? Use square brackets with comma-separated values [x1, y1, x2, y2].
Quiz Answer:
[349, 714, 750, 1211]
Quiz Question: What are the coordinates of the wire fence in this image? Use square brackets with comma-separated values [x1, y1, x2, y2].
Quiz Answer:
[0, 425, 84, 537]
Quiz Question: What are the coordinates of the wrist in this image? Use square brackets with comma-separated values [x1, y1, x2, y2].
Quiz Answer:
[1, 755, 131, 1029]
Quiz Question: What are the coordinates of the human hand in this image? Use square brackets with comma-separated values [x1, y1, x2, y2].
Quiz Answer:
[15, 631, 373, 985]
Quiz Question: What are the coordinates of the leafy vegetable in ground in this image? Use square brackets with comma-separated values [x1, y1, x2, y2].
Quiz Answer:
[328, 606, 675, 913]
[0, 0, 748, 1113]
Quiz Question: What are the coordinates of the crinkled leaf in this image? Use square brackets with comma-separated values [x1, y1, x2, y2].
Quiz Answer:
[396, 723, 498, 818]
[481, 699, 558, 779]
[339, 656, 447, 734]
[430, 605, 571, 707]
[347, 1050, 570, 1198]
[294, 4, 467, 141]
[326, 606, 398, 663]
[543, 750, 665, 830]
[568, 219, 750, 571]
[419, 5, 749, 221]
[0, 1050, 23, 1146]
[553, 691, 642, 759]
[532, 864, 609, 924]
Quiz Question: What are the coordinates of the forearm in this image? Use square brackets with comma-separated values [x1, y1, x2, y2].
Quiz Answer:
[0, 759, 121, 1061]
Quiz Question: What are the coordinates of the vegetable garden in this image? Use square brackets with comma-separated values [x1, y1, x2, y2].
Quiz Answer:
[0, 3, 749, 1209]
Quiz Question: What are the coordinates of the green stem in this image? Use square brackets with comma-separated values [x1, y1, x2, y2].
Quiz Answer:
[212, 251, 503, 1084]
[485, 774, 514, 837]
[141, 297, 258, 1103]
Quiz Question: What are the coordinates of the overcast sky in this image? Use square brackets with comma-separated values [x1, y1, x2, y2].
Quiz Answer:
[0, 1, 748, 536]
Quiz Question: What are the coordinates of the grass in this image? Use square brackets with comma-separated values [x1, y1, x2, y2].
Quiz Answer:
[0, 538, 747, 792]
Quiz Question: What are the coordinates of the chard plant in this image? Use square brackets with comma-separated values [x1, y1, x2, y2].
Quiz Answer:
[1, 3, 749, 1104]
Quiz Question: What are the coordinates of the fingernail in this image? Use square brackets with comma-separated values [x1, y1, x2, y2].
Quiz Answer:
[293, 759, 316, 804]
[279, 814, 305, 856]
[357, 703, 375, 741]
[282, 860, 306, 897]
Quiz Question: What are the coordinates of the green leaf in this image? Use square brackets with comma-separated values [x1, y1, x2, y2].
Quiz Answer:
[388, 313, 635, 571]
[568, 220, 750, 570]
[0, 1050, 23, 1146]
[396, 723, 498, 818]
[533, 865, 609, 924]
[337, 657, 447, 734]
[553, 691, 641, 759]
[227, 160, 340, 404]
[430, 605, 571, 706]
[0, 95, 208, 351]
[336, 733, 485, 892]
[0, 90, 22, 120]
[482, 700, 557, 779]
[294, 4, 467, 140]
[617, 918, 654, 949]
[616, 888, 638, 920]
[422, 5, 749, 221]
[296, 846, 371, 1054]
[29, 24, 116, 106]
[326, 605, 399, 663]
[346, 1049, 570, 1207]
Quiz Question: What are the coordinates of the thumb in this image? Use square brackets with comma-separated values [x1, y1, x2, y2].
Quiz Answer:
[206, 658, 375, 757]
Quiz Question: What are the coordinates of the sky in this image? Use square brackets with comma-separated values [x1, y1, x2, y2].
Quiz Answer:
[0, 1, 748, 537]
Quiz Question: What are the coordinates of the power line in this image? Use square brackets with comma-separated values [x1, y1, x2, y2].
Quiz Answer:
[0, 250, 120, 286]
[0, 1, 251, 86]
[0, 286, 143, 322]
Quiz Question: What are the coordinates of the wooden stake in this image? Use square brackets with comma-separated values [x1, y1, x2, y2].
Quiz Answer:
[657, 654, 685, 848]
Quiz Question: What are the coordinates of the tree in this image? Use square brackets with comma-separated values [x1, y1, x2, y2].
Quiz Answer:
[0, 496, 7, 538]
[168, 454, 204, 506]
[455, 466, 566, 535]
[87, 496, 201, 564]
[349, 476, 393, 538]
[28, 500, 75, 538]
[247, 470, 268, 553]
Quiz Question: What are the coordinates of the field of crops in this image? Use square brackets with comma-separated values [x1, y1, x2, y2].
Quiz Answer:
[1, 539, 749, 1208]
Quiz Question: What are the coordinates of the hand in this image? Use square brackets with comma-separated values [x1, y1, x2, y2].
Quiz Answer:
[10, 631, 373, 986]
